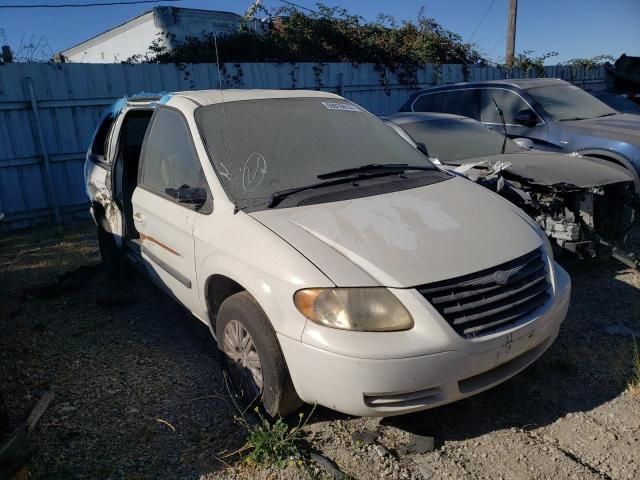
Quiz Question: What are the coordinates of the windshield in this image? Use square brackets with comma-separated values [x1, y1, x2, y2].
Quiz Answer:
[527, 84, 617, 121]
[398, 118, 522, 162]
[196, 98, 436, 208]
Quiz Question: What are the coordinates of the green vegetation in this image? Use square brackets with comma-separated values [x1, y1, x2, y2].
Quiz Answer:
[508, 50, 559, 76]
[242, 409, 308, 467]
[563, 54, 615, 70]
[127, 3, 484, 89]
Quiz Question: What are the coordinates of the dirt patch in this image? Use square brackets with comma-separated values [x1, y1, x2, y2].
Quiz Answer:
[1, 222, 639, 480]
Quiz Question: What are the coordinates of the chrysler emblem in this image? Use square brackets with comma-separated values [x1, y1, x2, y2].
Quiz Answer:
[493, 270, 511, 285]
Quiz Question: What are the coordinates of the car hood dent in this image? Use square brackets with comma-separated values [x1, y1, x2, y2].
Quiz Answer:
[561, 113, 640, 147]
[250, 177, 541, 287]
[456, 153, 635, 189]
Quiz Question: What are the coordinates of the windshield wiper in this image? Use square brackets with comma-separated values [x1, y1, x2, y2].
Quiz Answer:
[491, 97, 508, 155]
[266, 164, 436, 208]
[317, 163, 434, 180]
[560, 113, 617, 121]
[267, 178, 354, 208]
[558, 117, 587, 121]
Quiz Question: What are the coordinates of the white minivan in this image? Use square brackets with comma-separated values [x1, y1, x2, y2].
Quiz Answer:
[84, 90, 571, 417]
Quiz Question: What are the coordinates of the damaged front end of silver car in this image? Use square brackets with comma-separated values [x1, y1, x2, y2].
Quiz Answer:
[447, 159, 639, 268]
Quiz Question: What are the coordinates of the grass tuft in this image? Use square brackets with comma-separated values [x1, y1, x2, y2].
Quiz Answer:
[243, 408, 308, 468]
[223, 374, 313, 469]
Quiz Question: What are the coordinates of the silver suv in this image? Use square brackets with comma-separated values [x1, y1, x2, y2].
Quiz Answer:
[400, 78, 640, 194]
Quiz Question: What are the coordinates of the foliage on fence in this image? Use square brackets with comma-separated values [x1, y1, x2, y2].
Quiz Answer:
[126, 4, 485, 89]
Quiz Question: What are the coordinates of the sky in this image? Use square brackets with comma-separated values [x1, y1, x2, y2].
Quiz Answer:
[0, 0, 638, 64]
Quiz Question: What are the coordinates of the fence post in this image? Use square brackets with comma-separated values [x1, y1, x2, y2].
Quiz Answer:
[26, 77, 62, 225]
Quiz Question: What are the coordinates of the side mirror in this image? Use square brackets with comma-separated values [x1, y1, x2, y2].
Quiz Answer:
[514, 109, 538, 128]
[512, 137, 534, 149]
[166, 185, 208, 207]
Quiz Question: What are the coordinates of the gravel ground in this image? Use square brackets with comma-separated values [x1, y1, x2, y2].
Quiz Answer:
[1, 221, 639, 480]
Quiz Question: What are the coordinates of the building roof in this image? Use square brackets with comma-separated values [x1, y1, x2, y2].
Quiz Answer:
[60, 7, 243, 58]
[61, 9, 155, 57]
[169, 89, 342, 106]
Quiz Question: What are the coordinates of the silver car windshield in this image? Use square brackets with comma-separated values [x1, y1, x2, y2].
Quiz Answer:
[398, 118, 522, 162]
[196, 98, 437, 208]
[527, 85, 617, 121]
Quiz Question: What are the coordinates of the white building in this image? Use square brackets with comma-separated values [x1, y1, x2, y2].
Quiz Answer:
[60, 7, 246, 63]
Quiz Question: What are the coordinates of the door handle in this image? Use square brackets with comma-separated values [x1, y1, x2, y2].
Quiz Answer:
[133, 212, 146, 225]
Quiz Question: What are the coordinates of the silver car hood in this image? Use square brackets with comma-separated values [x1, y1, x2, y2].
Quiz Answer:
[561, 113, 640, 146]
[250, 176, 542, 287]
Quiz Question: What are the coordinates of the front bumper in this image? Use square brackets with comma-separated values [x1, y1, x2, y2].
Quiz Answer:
[279, 263, 571, 417]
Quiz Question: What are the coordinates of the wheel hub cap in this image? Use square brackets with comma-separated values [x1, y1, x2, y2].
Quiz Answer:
[223, 320, 263, 393]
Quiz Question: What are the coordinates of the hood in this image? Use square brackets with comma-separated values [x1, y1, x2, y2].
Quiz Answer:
[249, 176, 542, 288]
[458, 153, 634, 189]
[561, 113, 640, 146]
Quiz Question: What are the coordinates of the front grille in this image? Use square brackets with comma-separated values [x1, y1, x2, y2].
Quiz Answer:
[417, 248, 551, 338]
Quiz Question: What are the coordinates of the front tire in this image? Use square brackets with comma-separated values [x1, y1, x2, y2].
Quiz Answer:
[217, 291, 302, 417]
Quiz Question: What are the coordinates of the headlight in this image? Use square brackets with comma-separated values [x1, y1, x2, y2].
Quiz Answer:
[294, 288, 414, 332]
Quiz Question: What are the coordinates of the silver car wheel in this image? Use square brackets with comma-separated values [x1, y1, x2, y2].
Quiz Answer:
[223, 319, 264, 395]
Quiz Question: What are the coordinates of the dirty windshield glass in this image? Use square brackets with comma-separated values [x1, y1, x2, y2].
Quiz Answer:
[196, 98, 436, 208]
[527, 85, 616, 121]
[399, 118, 522, 163]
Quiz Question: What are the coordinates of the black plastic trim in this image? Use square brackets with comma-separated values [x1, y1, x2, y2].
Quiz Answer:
[142, 246, 192, 289]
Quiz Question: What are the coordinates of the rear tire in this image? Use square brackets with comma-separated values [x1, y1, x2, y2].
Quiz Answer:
[217, 291, 302, 417]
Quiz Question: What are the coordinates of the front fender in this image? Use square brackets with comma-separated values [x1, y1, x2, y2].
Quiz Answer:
[578, 148, 640, 192]
[194, 210, 334, 341]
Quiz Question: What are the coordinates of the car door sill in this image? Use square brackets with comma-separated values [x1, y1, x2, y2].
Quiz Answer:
[136, 243, 192, 289]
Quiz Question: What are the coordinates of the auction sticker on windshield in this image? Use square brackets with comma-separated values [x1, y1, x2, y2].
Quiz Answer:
[321, 101, 360, 112]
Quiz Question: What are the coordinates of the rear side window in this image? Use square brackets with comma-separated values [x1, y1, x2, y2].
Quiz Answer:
[441, 90, 480, 120]
[412, 93, 443, 112]
[140, 108, 208, 198]
[90, 114, 115, 161]
[481, 89, 535, 124]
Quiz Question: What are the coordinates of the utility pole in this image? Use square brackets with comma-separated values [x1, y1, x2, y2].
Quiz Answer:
[505, 0, 517, 69]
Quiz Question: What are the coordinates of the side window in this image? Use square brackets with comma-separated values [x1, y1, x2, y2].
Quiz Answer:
[140, 108, 208, 204]
[412, 93, 443, 112]
[90, 113, 115, 162]
[481, 89, 536, 124]
[441, 90, 480, 120]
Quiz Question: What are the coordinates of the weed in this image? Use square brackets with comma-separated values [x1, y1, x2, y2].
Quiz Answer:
[223, 373, 314, 468]
[243, 409, 308, 468]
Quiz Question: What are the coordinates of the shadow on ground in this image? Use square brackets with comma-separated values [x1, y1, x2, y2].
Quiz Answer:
[0, 223, 246, 479]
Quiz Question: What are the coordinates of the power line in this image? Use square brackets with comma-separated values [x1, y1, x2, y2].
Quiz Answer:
[488, 37, 504, 55]
[0, 0, 182, 9]
[468, 0, 496, 43]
